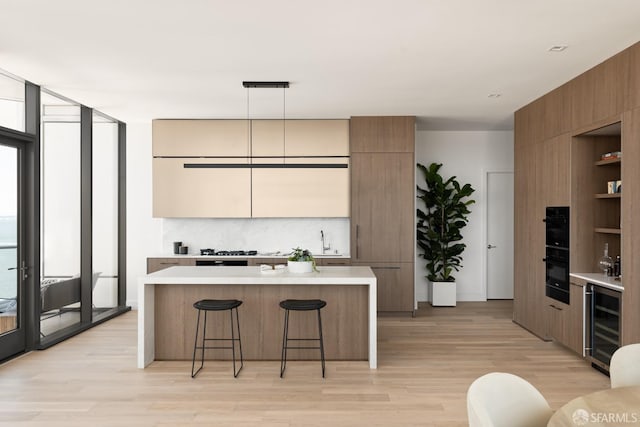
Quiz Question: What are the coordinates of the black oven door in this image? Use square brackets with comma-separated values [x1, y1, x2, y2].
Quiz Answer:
[545, 206, 569, 248]
[545, 247, 569, 304]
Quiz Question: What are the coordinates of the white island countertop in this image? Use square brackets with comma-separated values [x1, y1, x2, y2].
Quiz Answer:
[144, 265, 373, 284]
[138, 266, 377, 369]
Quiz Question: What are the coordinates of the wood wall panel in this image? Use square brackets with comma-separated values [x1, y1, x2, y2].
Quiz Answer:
[621, 107, 640, 344]
[543, 84, 572, 140]
[570, 72, 596, 131]
[627, 42, 640, 111]
[154, 284, 369, 361]
[515, 40, 640, 346]
[592, 50, 629, 123]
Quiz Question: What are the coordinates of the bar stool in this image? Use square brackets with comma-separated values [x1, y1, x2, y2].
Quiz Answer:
[279, 299, 327, 378]
[191, 299, 243, 378]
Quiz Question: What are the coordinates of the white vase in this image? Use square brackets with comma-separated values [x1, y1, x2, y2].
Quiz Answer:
[430, 281, 457, 306]
[287, 260, 314, 274]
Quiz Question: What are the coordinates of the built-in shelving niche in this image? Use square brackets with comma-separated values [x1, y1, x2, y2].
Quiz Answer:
[571, 121, 621, 273]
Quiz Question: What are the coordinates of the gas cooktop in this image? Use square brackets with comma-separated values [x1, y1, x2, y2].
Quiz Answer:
[199, 249, 258, 256]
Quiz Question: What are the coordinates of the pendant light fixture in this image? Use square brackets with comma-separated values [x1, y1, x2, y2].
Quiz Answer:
[243, 81, 289, 163]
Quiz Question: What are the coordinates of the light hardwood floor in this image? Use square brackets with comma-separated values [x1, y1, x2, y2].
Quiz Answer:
[0, 301, 609, 426]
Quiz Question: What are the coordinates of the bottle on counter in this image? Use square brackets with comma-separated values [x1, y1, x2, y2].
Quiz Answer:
[598, 243, 613, 277]
[613, 255, 621, 277]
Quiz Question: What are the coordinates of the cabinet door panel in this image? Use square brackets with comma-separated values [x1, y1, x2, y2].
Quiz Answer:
[353, 262, 413, 312]
[147, 258, 195, 274]
[350, 117, 415, 153]
[153, 158, 251, 218]
[251, 167, 350, 217]
[317, 258, 352, 266]
[285, 120, 349, 156]
[351, 153, 414, 262]
[153, 120, 250, 157]
[251, 119, 349, 158]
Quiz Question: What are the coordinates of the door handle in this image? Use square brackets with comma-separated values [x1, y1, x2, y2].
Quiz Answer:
[487, 245, 496, 249]
[8, 261, 28, 279]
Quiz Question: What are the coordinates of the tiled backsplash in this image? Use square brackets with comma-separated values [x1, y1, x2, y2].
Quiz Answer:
[162, 218, 350, 256]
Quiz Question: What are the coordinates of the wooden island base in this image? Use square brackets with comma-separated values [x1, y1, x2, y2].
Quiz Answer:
[155, 283, 369, 361]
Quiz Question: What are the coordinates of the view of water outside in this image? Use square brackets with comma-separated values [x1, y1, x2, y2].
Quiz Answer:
[0, 215, 17, 300]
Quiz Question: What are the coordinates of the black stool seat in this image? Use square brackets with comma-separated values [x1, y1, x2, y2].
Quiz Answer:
[194, 299, 242, 311]
[279, 299, 326, 311]
[191, 298, 243, 378]
[279, 298, 327, 378]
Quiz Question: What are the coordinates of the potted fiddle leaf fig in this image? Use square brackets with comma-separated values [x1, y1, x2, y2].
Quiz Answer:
[416, 163, 475, 306]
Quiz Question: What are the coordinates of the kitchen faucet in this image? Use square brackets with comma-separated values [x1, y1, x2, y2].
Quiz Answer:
[320, 230, 331, 255]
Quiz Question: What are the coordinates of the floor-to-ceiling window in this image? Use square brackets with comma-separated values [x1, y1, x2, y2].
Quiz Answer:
[40, 91, 82, 337]
[91, 112, 119, 321]
[0, 68, 128, 359]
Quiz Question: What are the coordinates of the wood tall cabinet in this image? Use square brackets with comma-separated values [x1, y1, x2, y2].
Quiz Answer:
[513, 134, 570, 339]
[514, 40, 640, 347]
[350, 116, 415, 312]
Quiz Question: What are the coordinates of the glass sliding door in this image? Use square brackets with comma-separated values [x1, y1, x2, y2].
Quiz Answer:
[40, 91, 82, 338]
[0, 137, 26, 360]
[91, 112, 119, 320]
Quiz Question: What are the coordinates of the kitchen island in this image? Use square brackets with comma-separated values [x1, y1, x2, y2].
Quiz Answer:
[138, 265, 377, 369]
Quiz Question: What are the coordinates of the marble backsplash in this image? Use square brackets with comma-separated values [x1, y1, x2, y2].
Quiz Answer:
[162, 218, 350, 256]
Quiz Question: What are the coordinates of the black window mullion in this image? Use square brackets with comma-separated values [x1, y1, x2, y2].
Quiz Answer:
[80, 106, 92, 323]
[117, 121, 126, 307]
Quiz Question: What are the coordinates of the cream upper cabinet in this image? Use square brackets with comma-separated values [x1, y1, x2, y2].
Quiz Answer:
[153, 120, 250, 157]
[152, 118, 349, 218]
[251, 120, 285, 163]
[251, 120, 349, 158]
[284, 120, 349, 156]
[252, 163, 350, 218]
[153, 157, 251, 218]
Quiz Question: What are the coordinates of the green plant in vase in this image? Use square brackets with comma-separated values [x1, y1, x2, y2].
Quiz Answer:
[416, 163, 475, 303]
[287, 247, 318, 273]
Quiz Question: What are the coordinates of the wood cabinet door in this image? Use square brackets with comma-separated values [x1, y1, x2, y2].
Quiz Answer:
[147, 258, 195, 274]
[251, 165, 350, 217]
[514, 141, 546, 337]
[351, 152, 414, 263]
[316, 258, 352, 266]
[251, 119, 349, 158]
[152, 120, 250, 157]
[152, 158, 251, 218]
[566, 283, 585, 356]
[545, 297, 568, 343]
[350, 117, 415, 153]
[353, 262, 413, 312]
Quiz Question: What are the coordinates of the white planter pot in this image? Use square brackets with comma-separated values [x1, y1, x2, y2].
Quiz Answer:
[430, 281, 457, 306]
[287, 260, 314, 274]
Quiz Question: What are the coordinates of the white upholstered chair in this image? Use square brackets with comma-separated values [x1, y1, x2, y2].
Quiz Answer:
[467, 372, 553, 427]
[610, 343, 640, 388]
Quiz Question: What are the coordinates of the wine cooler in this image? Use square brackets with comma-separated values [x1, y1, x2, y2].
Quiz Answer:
[586, 283, 622, 372]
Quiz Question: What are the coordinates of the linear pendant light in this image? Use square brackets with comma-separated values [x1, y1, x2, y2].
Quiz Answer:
[242, 81, 289, 88]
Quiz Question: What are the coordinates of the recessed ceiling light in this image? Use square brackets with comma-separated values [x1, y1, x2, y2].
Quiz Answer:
[488, 94, 501, 98]
[549, 45, 568, 52]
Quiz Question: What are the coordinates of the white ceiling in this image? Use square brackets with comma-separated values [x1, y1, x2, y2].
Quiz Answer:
[1, 0, 640, 130]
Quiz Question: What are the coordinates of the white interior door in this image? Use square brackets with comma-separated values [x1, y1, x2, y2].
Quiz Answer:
[486, 171, 514, 299]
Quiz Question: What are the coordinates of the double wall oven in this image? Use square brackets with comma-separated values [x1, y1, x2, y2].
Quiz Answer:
[544, 207, 570, 304]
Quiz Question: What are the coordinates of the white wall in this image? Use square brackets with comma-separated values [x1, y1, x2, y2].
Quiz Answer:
[126, 122, 162, 308]
[415, 130, 514, 302]
[125, 122, 350, 308]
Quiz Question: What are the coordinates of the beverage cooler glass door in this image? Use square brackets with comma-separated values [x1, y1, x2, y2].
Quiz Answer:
[590, 285, 621, 370]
